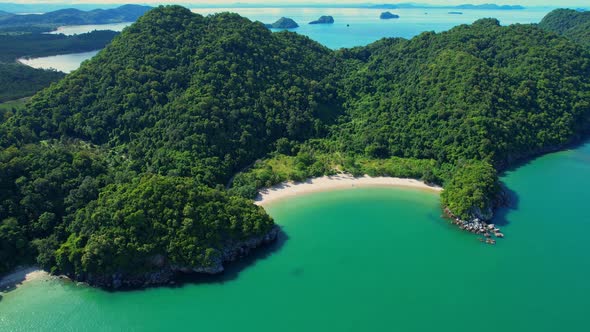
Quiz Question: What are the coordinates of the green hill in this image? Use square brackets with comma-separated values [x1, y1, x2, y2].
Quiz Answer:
[539, 9, 590, 47]
[1, 6, 589, 288]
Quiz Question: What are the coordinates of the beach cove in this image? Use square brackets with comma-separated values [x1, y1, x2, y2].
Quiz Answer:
[2, 142, 590, 331]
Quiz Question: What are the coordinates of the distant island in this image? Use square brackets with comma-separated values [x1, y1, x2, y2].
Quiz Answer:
[380, 12, 400, 20]
[369, 3, 524, 10]
[265, 17, 299, 29]
[448, 11, 464, 15]
[0, 4, 151, 29]
[309, 16, 334, 24]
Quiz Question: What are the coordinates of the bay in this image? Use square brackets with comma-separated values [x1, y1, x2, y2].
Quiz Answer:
[17, 50, 99, 73]
[1, 142, 590, 331]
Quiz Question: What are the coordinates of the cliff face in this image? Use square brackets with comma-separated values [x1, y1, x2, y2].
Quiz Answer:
[77, 226, 280, 289]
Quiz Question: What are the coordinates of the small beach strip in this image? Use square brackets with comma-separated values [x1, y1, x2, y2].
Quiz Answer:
[255, 174, 441, 207]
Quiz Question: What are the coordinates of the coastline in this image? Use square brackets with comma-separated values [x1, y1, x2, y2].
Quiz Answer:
[0, 266, 48, 292]
[255, 174, 442, 207]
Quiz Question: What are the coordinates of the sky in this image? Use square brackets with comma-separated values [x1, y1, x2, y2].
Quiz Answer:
[3, 0, 589, 7]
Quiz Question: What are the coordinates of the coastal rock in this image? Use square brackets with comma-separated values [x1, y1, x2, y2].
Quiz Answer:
[309, 16, 334, 24]
[71, 225, 281, 290]
[380, 12, 400, 19]
[265, 17, 299, 29]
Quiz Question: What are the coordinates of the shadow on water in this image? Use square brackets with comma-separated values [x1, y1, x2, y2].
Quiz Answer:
[173, 229, 290, 288]
[490, 140, 590, 228]
[493, 184, 520, 227]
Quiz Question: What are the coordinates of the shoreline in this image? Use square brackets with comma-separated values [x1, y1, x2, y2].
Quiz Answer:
[255, 174, 442, 207]
[0, 266, 48, 292]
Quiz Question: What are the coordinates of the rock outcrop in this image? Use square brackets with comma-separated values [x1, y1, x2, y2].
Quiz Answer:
[265, 17, 299, 29]
[380, 12, 400, 19]
[309, 16, 334, 24]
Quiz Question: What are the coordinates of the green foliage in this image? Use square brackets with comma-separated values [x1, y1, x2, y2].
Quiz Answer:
[56, 175, 273, 275]
[0, 218, 30, 274]
[334, 19, 590, 168]
[0, 30, 118, 62]
[539, 9, 590, 47]
[13, 6, 339, 184]
[0, 64, 63, 102]
[441, 161, 501, 220]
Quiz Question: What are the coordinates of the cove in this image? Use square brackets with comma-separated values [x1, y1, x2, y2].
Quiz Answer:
[18, 50, 100, 73]
[1, 143, 590, 331]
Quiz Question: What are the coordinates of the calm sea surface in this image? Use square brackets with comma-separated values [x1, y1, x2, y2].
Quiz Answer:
[18, 7, 551, 72]
[18, 50, 99, 73]
[1, 142, 589, 331]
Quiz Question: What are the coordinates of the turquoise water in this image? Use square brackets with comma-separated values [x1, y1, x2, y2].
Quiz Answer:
[1, 142, 590, 331]
[192, 7, 551, 49]
[17, 50, 99, 73]
[48, 22, 132, 35]
[20, 7, 550, 72]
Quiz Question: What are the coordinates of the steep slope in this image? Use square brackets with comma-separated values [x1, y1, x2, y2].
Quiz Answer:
[232, 18, 590, 222]
[539, 9, 590, 47]
[332, 18, 590, 218]
[0, 6, 339, 287]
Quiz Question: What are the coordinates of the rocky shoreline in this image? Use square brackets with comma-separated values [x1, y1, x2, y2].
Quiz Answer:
[444, 207, 505, 245]
[66, 225, 281, 290]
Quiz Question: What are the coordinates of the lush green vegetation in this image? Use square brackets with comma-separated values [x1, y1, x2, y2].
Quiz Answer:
[539, 9, 590, 47]
[0, 29, 116, 102]
[0, 63, 64, 102]
[1, 6, 589, 285]
[0, 4, 138, 104]
[0, 30, 117, 62]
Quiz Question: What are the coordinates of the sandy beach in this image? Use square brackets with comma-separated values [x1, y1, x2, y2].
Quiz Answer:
[255, 174, 442, 207]
[0, 266, 48, 291]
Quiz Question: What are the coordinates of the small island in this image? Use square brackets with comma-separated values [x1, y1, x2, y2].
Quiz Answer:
[380, 11, 400, 19]
[448, 11, 464, 15]
[309, 16, 334, 24]
[265, 17, 299, 29]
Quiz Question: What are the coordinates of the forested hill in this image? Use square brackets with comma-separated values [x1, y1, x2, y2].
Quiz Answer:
[1, 6, 589, 288]
[0, 6, 338, 287]
[539, 9, 590, 47]
[0, 4, 151, 27]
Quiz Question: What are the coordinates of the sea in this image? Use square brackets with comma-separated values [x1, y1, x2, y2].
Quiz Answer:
[2, 141, 590, 331]
[17, 6, 551, 72]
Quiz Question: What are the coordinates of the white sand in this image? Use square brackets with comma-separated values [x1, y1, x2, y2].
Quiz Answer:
[0, 266, 49, 291]
[255, 174, 442, 207]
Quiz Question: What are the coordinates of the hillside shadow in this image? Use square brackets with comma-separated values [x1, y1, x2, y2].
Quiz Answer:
[492, 184, 519, 227]
[173, 229, 289, 287]
[0, 266, 40, 293]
